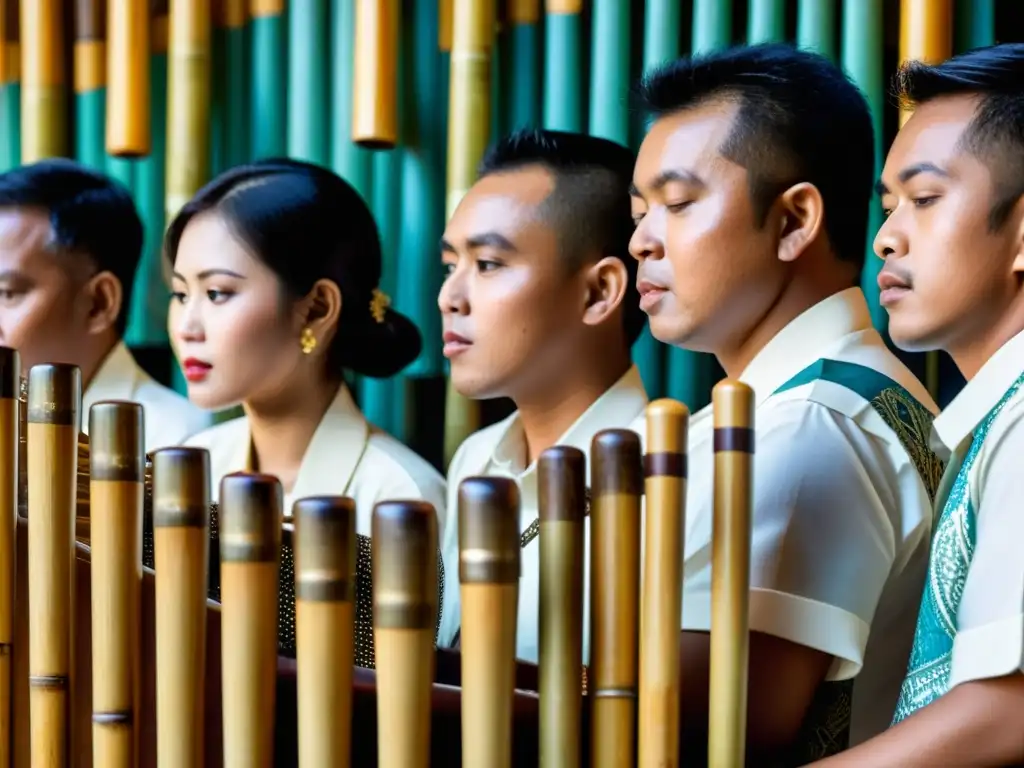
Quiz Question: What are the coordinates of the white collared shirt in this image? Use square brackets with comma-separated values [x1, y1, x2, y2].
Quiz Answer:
[931, 328, 1024, 692]
[83, 341, 214, 452]
[182, 383, 447, 536]
[630, 287, 937, 745]
[437, 365, 649, 662]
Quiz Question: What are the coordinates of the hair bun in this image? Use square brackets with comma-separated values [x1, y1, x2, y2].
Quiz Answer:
[338, 307, 423, 379]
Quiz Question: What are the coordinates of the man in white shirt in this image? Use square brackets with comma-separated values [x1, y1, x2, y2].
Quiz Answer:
[0, 159, 212, 450]
[815, 43, 1024, 768]
[628, 44, 943, 762]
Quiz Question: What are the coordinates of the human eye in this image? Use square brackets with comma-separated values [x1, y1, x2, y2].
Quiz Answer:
[206, 288, 234, 304]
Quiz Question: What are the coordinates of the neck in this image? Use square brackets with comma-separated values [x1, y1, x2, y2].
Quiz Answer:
[81, 334, 121, 390]
[949, 298, 1024, 381]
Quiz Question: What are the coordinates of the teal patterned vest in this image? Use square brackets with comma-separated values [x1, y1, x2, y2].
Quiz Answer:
[891, 370, 1024, 724]
[772, 359, 945, 764]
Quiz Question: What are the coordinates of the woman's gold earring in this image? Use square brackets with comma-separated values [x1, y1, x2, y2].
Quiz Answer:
[300, 327, 317, 355]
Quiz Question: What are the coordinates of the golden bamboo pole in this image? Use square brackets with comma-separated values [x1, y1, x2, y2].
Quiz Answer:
[73, 1, 104, 109]
[20, 0, 67, 161]
[27, 364, 82, 767]
[107, 0, 150, 155]
[590, 429, 642, 768]
[88, 401, 144, 768]
[638, 400, 688, 768]
[459, 476, 520, 768]
[0, 1, 20, 87]
[438, 0, 452, 51]
[0, 348, 17, 768]
[165, 0, 210, 220]
[372, 500, 440, 768]
[351, 0, 398, 148]
[707, 380, 755, 768]
[537, 445, 585, 768]
[442, 0, 497, 466]
[152, 446, 210, 768]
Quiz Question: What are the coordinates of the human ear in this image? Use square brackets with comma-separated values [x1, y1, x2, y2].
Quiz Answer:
[297, 278, 343, 351]
[581, 256, 628, 329]
[777, 182, 825, 264]
[82, 271, 123, 336]
[1009, 196, 1024, 276]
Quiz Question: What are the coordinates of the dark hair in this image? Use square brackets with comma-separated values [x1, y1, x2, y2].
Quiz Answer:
[478, 129, 646, 346]
[0, 158, 144, 335]
[636, 43, 875, 270]
[895, 43, 1024, 231]
[164, 158, 421, 379]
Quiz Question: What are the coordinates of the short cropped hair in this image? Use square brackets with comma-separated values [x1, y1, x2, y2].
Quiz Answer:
[478, 129, 646, 346]
[895, 43, 1024, 231]
[636, 43, 875, 270]
[0, 159, 144, 335]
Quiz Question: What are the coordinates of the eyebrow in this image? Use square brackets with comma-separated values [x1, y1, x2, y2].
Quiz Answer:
[874, 161, 950, 196]
[171, 268, 247, 281]
[439, 232, 517, 253]
[629, 168, 706, 197]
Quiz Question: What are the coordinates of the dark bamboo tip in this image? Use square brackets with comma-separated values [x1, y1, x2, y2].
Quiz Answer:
[293, 496, 357, 602]
[219, 472, 283, 563]
[88, 401, 144, 482]
[151, 447, 210, 528]
[712, 379, 755, 453]
[27, 363, 82, 426]
[458, 476, 520, 584]
[0, 346, 19, 399]
[591, 429, 643, 496]
[371, 500, 439, 629]
[538, 446, 586, 523]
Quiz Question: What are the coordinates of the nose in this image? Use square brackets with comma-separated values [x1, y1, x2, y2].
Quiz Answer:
[872, 212, 907, 262]
[629, 214, 663, 263]
[437, 266, 469, 316]
[168, 296, 205, 345]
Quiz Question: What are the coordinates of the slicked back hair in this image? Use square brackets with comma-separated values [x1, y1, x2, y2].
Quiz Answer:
[895, 43, 1024, 231]
[478, 129, 646, 346]
[636, 42, 875, 271]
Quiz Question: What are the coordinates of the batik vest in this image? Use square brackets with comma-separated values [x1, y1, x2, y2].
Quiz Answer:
[891, 370, 1024, 724]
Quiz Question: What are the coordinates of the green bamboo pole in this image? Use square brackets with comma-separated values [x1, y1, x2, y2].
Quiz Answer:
[251, 0, 286, 158]
[748, 0, 785, 44]
[542, 0, 581, 131]
[691, 0, 732, 55]
[288, 0, 329, 163]
[211, 0, 248, 175]
[797, 0, 836, 59]
[506, 0, 538, 130]
[589, 0, 629, 143]
[0, 1, 20, 170]
[955, 0, 994, 52]
[74, 1, 106, 171]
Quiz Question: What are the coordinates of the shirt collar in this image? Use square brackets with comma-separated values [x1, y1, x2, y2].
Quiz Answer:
[739, 287, 874, 404]
[82, 341, 141, 424]
[490, 364, 649, 477]
[933, 327, 1024, 451]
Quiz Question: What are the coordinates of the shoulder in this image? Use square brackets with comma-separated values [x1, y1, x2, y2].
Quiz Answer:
[975, 395, 1024, 499]
[133, 377, 216, 444]
[362, 428, 447, 505]
[447, 415, 515, 479]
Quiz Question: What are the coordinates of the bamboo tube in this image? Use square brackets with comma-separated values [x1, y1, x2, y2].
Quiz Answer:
[27, 364, 82, 767]
[88, 401, 144, 768]
[293, 496, 357, 768]
[506, 0, 538, 129]
[152, 446, 210, 768]
[372, 500, 439, 768]
[590, 429, 642, 768]
[0, 348, 17, 768]
[219, 472, 281, 768]
[73, 0, 106, 170]
[250, 0, 284, 158]
[588, 0, 629, 144]
[285, 0, 327, 162]
[542, 0, 581, 131]
[20, 0, 67, 162]
[351, 0, 396, 148]
[707, 380, 755, 768]
[797, 0, 837, 60]
[165, 0, 211, 221]
[210, 0, 248, 175]
[637, 400, 688, 768]
[442, 0, 496, 466]
[747, 0, 785, 43]
[459, 476, 520, 768]
[537, 445, 585, 768]
[0, 0, 21, 170]
[107, 0, 150, 156]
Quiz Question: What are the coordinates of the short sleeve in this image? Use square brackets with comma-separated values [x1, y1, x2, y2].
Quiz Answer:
[682, 400, 928, 679]
[949, 400, 1024, 688]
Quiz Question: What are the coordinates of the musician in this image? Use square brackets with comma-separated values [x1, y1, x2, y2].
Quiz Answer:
[0, 159, 212, 450]
[436, 129, 647, 659]
[168, 159, 447, 534]
[812, 44, 1024, 768]
[628, 44, 944, 761]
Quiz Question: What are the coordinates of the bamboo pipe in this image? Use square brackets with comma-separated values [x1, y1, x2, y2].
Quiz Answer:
[0, 347, 17, 768]
[638, 399, 689, 768]
[219, 472, 281, 768]
[151, 446, 210, 768]
[590, 429, 642, 768]
[459, 476, 520, 768]
[88, 401, 144, 768]
[27, 364, 82, 767]
[107, 0, 150, 156]
[707, 380, 755, 768]
[537, 445, 585, 768]
[20, 0, 66, 162]
[372, 500, 439, 768]
[351, 0, 398, 149]
[73, 0, 105, 170]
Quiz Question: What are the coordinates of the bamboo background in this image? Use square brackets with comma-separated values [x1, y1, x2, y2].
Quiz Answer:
[0, 0, 1019, 471]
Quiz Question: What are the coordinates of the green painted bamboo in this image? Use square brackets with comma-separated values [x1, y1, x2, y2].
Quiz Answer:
[288, 0, 329, 164]
[0, 3, 19, 171]
[589, 0, 629, 144]
[955, 0, 994, 52]
[75, 90, 106, 170]
[251, 4, 286, 159]
[748, 0, 785, 44]
[691, 0, 732, 55]
[506, 13, 539, 129]
[798, 0, 836, 59]
[542, 6, 581, 131]
[841, 0, 886, 335]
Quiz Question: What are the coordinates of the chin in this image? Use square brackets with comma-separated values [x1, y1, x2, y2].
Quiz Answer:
[647, 314, 707, 351]
[185, 383, 237, 413]
[887, 319, 942, 354]
[448, 369, 503, 402]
